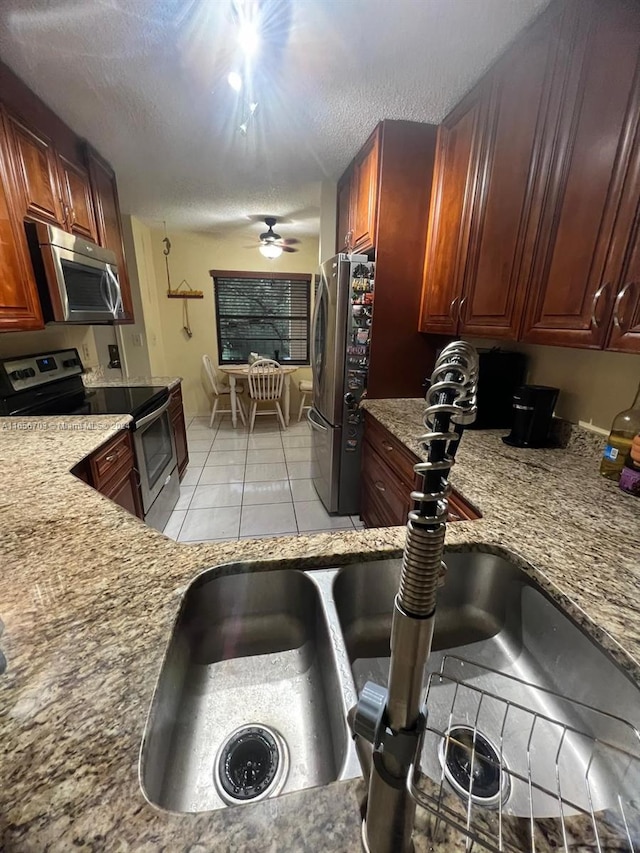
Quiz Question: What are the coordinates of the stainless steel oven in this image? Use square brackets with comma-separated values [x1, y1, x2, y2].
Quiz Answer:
[131, 397, 179, 531]
[26, 221, 126, 324]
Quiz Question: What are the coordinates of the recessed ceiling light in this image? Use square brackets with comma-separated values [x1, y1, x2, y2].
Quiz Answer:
[227, 71, 242, 92]
[238, 19, 259, 57]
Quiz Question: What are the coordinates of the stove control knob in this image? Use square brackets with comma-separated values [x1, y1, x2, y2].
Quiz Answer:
[24, 368, 36, 378]
[9, 370, 20, 381]
[62, 358, 78, 368]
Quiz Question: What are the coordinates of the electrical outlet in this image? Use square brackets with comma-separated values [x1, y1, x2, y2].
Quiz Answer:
[132, 332, 143, 347]
[81, 343, 91, 362]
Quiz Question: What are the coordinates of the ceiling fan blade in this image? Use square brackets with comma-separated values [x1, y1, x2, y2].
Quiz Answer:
[281, 246, 298, 253]
[281, 237, 301, 245]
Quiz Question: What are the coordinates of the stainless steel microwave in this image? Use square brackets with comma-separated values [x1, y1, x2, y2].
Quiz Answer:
[26, 222, 125, 324]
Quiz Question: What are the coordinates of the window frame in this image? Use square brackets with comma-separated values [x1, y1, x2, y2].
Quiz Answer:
[210, 269, 312, 366]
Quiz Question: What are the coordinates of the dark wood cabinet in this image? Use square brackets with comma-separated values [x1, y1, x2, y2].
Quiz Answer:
[58, 154, 97, 241]
[0, 113, 44, 331]
[419, 94, 484, 335]
[169, 384, 189, 480]
[336, 121, 442, 398]
[361, 412, 480, 528]
[350, 132, 380, 253]
[335, 128, 380, 255]
[460, 11, 559, 339]
[419, 0, 640, 356]
[0, 61, 133, 331]
[6, 113, 65, 227]
[86, 146, 134, 323]
[522, 0, 640, 349]
[74, 430, 143, 520]
[101, 464, 143, 518]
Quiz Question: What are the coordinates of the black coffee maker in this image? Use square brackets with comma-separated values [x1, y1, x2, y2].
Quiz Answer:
[502, 385, 559, 448]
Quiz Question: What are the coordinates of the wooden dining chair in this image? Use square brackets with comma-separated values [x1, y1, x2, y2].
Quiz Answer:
[202, 354, 246, 428]
[246, 358, 286, 432]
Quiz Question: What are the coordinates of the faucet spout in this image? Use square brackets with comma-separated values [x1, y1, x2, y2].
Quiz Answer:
[351, 341, 479, 853]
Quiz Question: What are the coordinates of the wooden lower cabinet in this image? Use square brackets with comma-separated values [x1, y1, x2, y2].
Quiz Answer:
[361, 413, 479, 528]
[72, 430, 143, 520]
[169, 384, 189, 480]
[101, 464, 143, 518]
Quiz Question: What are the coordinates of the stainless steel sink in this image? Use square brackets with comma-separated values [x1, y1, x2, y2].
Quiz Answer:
[140, 569, 354, 812]
[333, 553, 640, 818]
[141, 551, 640, 824]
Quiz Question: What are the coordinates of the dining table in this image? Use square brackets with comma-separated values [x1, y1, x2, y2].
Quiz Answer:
[218, 364, 300, 428]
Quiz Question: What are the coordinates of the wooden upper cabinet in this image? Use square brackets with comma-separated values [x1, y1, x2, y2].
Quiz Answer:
[86, 146, 134, 322]
[350, 130, 380, 253]
[419, 94, 484, 334]
[603, 98, 640, 354]
[58, 155, 97, 241]
[522, 0, 640, 349]
[6, 113, 65, 227]
[607, 244, 640, 353]
[459, 13, 559, 338]
[0, 112, 44, 331]
[336, 171, 352, 253]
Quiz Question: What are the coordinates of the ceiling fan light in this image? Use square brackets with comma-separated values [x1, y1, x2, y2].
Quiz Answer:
[260, 243, 283, 259]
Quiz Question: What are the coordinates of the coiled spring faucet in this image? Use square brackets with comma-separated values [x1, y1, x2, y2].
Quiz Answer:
[352, 341, 479, 853]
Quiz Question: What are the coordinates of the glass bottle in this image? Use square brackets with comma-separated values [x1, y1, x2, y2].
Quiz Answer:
[600, 382, 640, 481]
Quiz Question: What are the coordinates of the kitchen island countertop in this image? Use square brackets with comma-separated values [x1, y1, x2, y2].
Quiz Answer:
[0, 397, 638, 851]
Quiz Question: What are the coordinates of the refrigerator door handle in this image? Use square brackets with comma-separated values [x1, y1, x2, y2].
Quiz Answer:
[310, 273, 329, 400]
[307, 407, 329, 431]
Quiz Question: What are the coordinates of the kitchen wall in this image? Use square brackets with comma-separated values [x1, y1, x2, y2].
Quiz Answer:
[468, 337, 640, 433]
[129, 218, 319, 417]
[0, 323, 105, 372]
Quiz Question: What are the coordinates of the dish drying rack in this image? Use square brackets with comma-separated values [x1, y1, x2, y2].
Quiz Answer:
[408, 656, 640, 852]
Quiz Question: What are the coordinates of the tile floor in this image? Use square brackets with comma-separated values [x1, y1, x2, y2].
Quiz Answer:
[163, 414, 365, 543]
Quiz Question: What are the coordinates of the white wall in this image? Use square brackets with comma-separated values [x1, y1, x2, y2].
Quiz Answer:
[318, 180, 337, 265]
[0, 323, 104, 371]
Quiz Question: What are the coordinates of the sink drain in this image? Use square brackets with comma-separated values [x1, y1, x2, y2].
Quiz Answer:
[215, 725, 289, 805]
[439, 726, 509, 808]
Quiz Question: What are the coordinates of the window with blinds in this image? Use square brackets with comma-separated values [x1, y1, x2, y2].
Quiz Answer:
[211, 271, 311, 365]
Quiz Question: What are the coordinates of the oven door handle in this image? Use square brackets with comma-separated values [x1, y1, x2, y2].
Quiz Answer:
[133, 396, 171, 431]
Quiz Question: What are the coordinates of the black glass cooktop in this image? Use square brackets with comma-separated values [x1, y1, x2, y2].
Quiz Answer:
[10, 385, 169, 419]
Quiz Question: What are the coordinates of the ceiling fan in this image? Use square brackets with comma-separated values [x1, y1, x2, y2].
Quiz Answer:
[251, 217, 300, 258]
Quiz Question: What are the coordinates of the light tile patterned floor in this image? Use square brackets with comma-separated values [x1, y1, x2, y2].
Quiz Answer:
[163, 414, 365, 543]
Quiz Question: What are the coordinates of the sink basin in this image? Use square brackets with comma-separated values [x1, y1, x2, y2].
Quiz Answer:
[140, 569, 352, 812]
[141, 550, 640, 835]
[333, 553, 640, 819]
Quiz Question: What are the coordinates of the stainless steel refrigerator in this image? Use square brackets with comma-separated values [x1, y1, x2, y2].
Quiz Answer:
[309, 253, 375, 515]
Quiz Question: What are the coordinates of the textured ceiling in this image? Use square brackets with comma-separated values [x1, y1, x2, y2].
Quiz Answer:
[0, 0, 549, 244]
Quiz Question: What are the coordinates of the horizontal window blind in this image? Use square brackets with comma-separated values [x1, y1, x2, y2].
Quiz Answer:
[213, 274, 311, 365]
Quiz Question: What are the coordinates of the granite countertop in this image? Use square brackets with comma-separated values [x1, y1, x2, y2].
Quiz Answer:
[0, 398, 638, 851]
[82, 373, 183, 391]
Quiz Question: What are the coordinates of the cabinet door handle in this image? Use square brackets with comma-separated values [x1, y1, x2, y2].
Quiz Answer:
[458, 296, 467, 324]
[613, 281, 634, 330]
[345, 230, 353, 252]
[374, 481, 386, 493]
[105, 452, 119, 463]
[449, 297, 459, 323]
[590, 282, 609, 328]
[381, 440, 394, 452]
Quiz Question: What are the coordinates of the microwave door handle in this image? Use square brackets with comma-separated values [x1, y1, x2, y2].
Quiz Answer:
[100, 271, 116, 314]
[105, 265, 123, 317]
